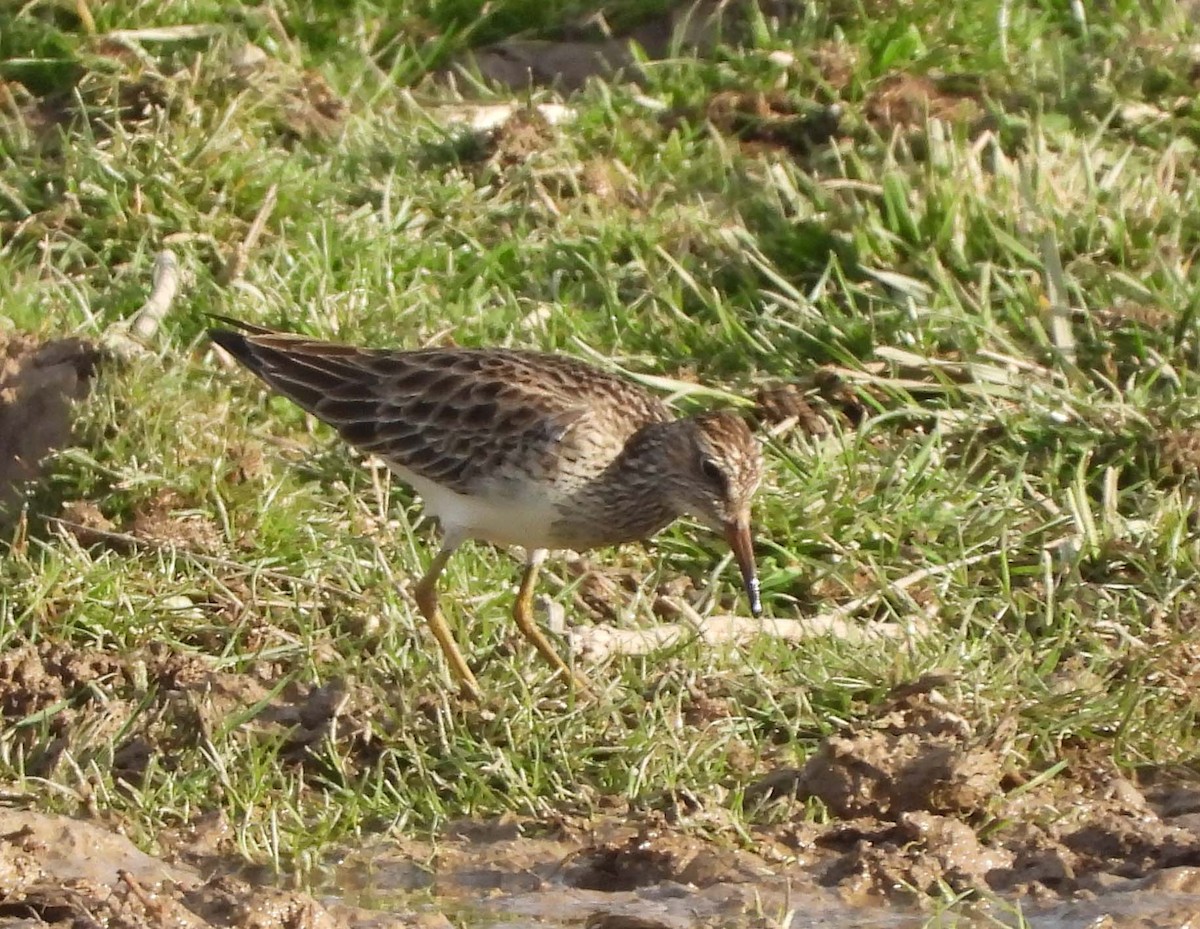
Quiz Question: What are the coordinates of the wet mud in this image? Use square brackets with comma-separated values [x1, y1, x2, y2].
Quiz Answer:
[3, 644, 1200, 927]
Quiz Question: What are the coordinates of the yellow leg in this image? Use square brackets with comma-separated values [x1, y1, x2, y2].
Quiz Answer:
[413, 545, 482, 701]
[512, 550, 591, 693]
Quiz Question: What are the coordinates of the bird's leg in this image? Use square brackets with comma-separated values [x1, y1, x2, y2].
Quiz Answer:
[413, 543, 482, 701]
[512, 549, 591, 693]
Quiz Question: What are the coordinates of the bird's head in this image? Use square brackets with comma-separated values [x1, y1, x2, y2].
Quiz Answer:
[657, 410, 765, 615]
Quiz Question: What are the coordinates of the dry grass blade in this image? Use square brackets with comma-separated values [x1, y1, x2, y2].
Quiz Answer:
[220, 184, 279, 286]
[1040, 229, 1077, 368]
[101, 25, 224, 42]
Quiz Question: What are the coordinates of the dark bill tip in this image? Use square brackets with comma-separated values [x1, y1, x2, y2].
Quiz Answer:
[746, 574, 762, 617]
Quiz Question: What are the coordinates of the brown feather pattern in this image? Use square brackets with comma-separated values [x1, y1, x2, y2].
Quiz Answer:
[209, 318, 763, 591]
[209, 316, 768, 694]
[210, 323, 674, 500]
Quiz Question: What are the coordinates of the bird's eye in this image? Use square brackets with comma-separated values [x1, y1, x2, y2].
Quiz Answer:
[700, 457, 726, 489]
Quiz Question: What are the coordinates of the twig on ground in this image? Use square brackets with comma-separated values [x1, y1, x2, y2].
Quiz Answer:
[131, 250, 181, 339]
[101, 249, 182, 359]
[566, 551, 996, 662]
[568, 612, 931, 663]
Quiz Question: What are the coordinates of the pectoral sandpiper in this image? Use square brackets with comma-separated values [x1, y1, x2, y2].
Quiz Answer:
[209, 317, 764, 699]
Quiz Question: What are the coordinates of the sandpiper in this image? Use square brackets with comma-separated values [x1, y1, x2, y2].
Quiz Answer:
[209, 317, 764, 699]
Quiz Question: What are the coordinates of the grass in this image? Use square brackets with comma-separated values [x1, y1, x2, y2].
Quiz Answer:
[4, 0, 1200, 897]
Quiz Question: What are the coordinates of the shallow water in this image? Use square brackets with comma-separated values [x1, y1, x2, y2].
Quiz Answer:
[330, 857, 929, 928]
[324, 828, 1200, 929]
[4, 806, 1199, 928]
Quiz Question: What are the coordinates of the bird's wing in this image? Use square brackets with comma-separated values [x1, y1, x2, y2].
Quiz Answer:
[209, 321, 668, 496]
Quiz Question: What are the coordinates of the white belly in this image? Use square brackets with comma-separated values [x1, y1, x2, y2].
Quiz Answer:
[390, 464, 561, 550]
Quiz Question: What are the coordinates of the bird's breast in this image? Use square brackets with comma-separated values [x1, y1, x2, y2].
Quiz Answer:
[390, 463, 574, 549]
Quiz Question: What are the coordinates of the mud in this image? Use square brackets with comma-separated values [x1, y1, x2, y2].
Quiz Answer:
[332, 710, 1200, 924]
[0, 332, 98, 518]
[4, 659, 1200, 926]
[444, 0, 800, 92]
[0, 639, 388, 789]
[0, 808, 439, 929]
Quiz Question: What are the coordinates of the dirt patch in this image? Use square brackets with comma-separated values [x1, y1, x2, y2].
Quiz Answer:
[227, 45, 347, 144]
[53, 486, 232, 561]
[442, 0, 800, 92]
[6, 675, 1200, 926]
[1094, 301, 1175, 332]
[864, 73, 984, 134]
[820, 811, 1015, 901]
[750, 368, 871, 437]
[757, 680, 1006, 821]
[0, 332, 99, 519]
[751, 382, 833, 437]
[809, 40, 861, 92]
[0, 809, 441, 928]
[745, 679, 1200, 906]
[704, 90, 842, 157]
[277, 70, 347, 143]
[486, 105, 560, 169]
[0, 640, 386, 785]
[1155, 427, 1200, 484]
[129, 488, 225, 552]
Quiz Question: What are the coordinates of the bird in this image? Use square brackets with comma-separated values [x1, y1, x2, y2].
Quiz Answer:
[208, 316, 765, 699]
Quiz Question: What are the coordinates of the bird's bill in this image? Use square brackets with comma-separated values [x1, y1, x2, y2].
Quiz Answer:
[723, 517, 762, 617]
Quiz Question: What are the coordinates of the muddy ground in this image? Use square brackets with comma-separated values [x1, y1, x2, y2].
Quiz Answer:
[6, 338, 1200, 928]
[4, 635, 1200, 927]
[0, 332, 98, 520]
